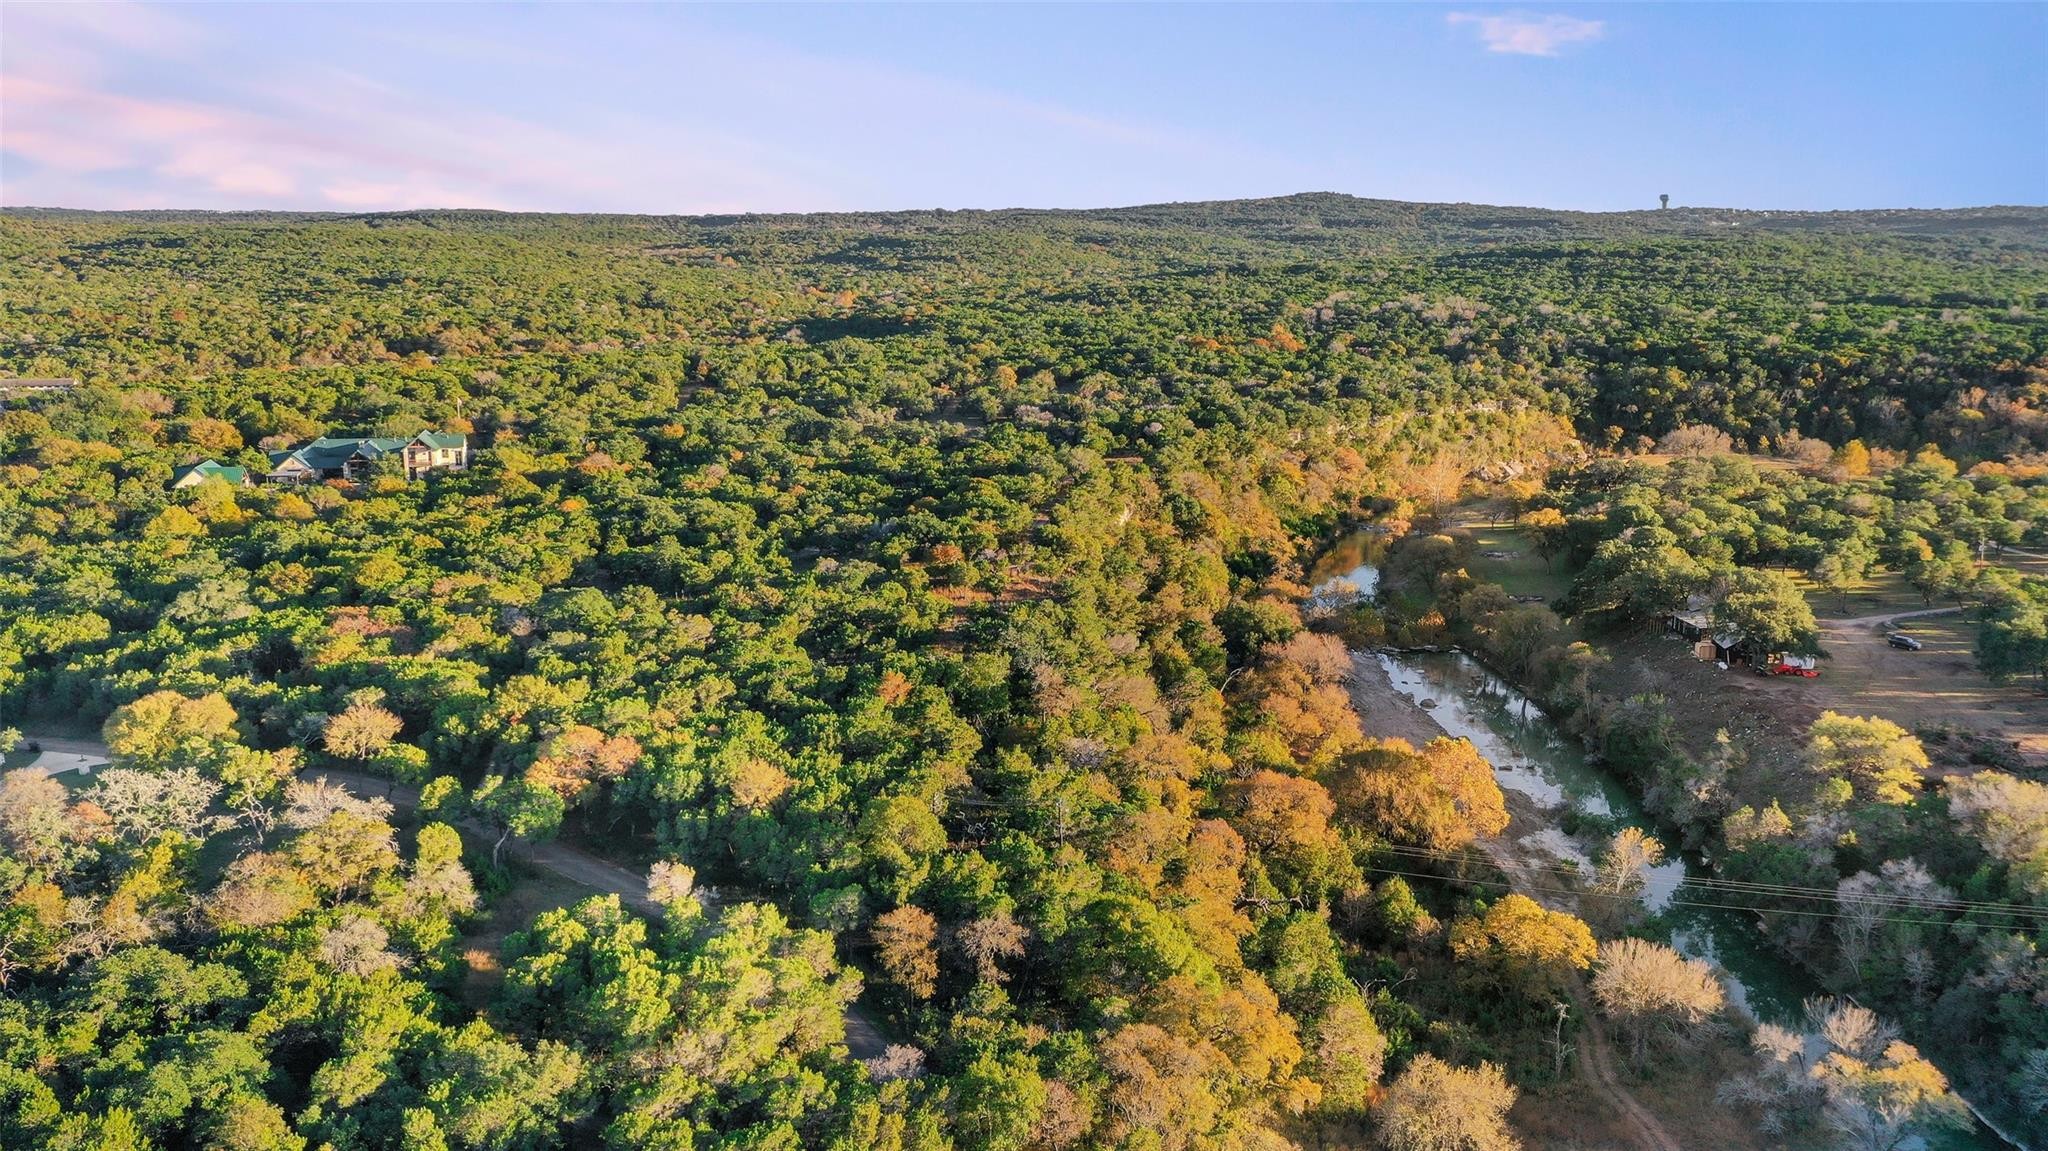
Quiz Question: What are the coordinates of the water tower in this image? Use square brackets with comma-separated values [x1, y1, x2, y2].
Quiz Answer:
[1659, 194, 1670, 210]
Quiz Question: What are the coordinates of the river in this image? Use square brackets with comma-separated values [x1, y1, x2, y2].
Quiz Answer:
[1308, 538, 2013, 1150]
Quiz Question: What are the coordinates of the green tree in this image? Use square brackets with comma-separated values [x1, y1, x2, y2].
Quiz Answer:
[1978, 584, 2048, 688]
[1714, 568, 1820, 655]
[1810, 537, 1875, 614]
[470, 774, 564, 869]
[1807, 712, 1927, 805]
[103, 691, 242, 772]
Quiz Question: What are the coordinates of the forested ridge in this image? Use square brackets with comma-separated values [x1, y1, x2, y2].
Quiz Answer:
[1, 195, 2044, 1151]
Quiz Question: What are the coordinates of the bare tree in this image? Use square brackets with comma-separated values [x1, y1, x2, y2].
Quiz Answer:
[1376, 1054, 1521, 1151]
[955, 910, 1029, 984]
[207, 852, 316, 929]
[1727, 998, 1966, 1151]
[1808, 997, 1894, 1061]
[85, 767, 221, 843]
[283, 776, 393, 829]
[1267, 631, 1355, 684]
[1833, 861, 1952, 984]
[2014, 1048, 2048, 1117]
[647, 859, 699, 910]
[1590, 938, 1725, 1065]
[0, 768, 79, 871]
[1656, 424, 1734, 458]
[862, 1044, 927, 1082]
[1717, 1022, 1822, 1136]
[1596, 827, 1665, 895]
[318, 915, 404, 976]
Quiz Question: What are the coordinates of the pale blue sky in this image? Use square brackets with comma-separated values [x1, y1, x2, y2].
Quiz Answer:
[3, 2, 2042, 213]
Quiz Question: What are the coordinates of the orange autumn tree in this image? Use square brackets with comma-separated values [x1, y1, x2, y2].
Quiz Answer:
[1325, 737, 1509, 852]
[1225, 770, 1357, 902]
[1236, 633, 1365, 774]
[525, 725, 641, 810]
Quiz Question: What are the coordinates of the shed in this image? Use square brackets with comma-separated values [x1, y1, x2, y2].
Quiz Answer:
[170, 459, 252, 489]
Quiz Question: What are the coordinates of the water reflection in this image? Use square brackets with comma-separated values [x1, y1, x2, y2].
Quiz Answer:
[1380, 647, 1805, 1022]
[1308, 534, 1385, 604]
[1324, 542, 2004, 1148]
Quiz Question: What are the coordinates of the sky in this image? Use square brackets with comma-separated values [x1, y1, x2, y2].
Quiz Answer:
[2, 2, 2043, 215]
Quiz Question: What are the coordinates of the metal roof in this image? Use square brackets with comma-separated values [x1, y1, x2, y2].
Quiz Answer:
[170, 459, 248, 485]
[266, 431, 462, 472]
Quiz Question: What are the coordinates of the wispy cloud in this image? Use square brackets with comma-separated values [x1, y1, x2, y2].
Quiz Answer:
[1447, 11, 1605, 57]
[0, 3, 1300, 213]
[0, 6, 816, 211]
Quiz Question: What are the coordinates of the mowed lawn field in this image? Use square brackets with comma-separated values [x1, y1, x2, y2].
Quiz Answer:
[1450, 520, 1574, 603]
[1785, 547, 2048, 620]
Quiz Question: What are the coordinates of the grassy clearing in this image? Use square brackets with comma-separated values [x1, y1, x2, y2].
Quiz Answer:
[1779, 565, 1926, 619]
[1789, 550, 2048, 620]
[1813, 611, 2048, 770]
[1451, 520, 1574, 603]
[1998, 548, 2048, 581]
[455, 868, 592, 1012]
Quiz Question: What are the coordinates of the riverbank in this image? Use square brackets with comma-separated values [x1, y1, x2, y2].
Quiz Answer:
[1323, 518, 2021, 1150]
[1347, 648, 1591, 894]
[1346, 649, 1445, 747]
[1346, 647, 1773, 1151]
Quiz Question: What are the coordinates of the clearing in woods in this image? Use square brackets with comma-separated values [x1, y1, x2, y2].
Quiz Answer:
[1813, 611, 2048, 770]
[1445, 517, 1574, 604]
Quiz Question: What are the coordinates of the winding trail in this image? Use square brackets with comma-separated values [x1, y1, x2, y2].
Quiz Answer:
[13, 733, 892, 1060]
[1346, 660, 1688, 1151]
[1475, 836, 1685, 1151]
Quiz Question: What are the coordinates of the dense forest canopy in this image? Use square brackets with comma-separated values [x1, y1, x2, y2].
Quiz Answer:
[1, 195, 2044, 1151]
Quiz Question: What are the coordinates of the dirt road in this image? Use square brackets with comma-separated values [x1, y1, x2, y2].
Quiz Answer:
[1825, 605, 1961, 629]
[13, 734, 114, 758]
[303, 768, 670, 916]
[299, 766, 893, 1058]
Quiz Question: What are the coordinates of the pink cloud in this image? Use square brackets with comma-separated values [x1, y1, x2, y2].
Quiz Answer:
[1447, 12, 1606, 57]
[0, 70, 532, 209]
[0, 3, 1285, 213]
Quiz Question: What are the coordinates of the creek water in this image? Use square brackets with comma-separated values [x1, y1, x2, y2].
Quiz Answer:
[1307, 537, 2010, 1150]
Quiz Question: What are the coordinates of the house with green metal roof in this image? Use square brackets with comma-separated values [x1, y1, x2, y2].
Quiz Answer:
[266, 431, 469, 484]
[169, 459, 252, 489]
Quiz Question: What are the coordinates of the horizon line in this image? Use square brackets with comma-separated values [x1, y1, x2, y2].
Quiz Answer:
[5, 192, 2047, 221]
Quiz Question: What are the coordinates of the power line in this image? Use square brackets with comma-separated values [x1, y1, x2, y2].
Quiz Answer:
[1377, 841, 2048, 920]
[1370, 843, 2048, 922]
[1359, 863, 2034, 933]
[1360, 863, 1986, 931]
